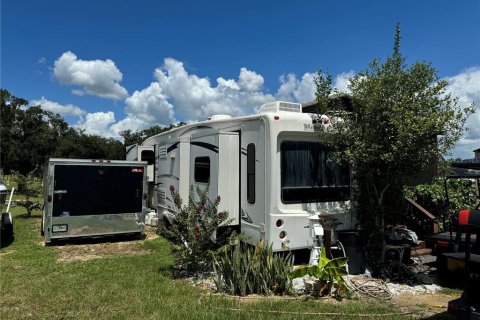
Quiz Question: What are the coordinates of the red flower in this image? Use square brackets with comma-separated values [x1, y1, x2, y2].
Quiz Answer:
[193, 225, 200, 231]
[194, 233, 201, 239]
[169, 185, 175, 192]
[218, 211, 225, 218]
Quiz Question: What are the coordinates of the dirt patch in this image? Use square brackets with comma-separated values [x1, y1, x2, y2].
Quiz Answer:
[56, 240, 152, 262]
[55, 226, 159, 262]
[144, 226, 159, 240]
[392, 291, 460, 317]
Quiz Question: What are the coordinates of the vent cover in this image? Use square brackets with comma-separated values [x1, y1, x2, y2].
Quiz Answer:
[157, 188, 166, 205]
[158, 144, 167, 159]
[258, 101, 302, 114]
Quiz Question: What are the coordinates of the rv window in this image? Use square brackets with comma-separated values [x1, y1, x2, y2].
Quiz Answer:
[247, 143, 255, 204]
[141, 150, 155, 165]
[195, 157, 210, 183]
[281, 141, 350, 203]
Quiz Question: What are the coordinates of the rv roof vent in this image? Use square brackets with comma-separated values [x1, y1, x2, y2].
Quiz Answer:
[208, 114, 232, 121]
[259, 101, 302, 114]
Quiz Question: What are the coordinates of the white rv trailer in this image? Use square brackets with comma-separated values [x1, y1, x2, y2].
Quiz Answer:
[134, 101, 353, 252]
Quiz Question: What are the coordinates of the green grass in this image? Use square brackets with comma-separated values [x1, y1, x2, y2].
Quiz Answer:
[1, 207, 416, 320]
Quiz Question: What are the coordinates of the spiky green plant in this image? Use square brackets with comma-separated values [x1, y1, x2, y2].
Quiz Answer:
[212, 239, 294, 296]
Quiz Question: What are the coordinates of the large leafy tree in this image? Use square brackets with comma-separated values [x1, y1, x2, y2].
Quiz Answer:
[1, 89, 69, 174]
[316, 24, 475, 268]
[1, 89, 125, 175]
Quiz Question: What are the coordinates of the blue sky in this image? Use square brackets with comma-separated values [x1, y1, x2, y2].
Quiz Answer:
[2, 0, 479, 158]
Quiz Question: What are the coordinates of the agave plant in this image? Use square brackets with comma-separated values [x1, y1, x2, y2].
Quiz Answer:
[289, 247, 350, 298]
[212, 239, 294, 296]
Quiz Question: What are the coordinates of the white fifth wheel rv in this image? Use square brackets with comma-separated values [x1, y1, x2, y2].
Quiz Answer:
[131, 101, 354, 252]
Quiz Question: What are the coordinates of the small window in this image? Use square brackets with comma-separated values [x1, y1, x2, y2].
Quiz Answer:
[195, 157, 210, 183]
[247, 144, 255, 204]
[141, 150, 155, 165]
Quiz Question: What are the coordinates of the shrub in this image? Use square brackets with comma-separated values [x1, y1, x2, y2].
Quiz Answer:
[212, 239, 294, 296]
[159, 185, 231, 276]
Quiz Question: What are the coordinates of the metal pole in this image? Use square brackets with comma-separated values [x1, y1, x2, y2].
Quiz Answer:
[6, 187, 14, 212]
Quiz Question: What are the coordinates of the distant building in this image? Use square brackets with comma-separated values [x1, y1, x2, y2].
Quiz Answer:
[451, 148, 480, 170]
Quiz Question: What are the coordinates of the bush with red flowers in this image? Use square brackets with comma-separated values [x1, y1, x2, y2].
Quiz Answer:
[159, 185, 231, 276]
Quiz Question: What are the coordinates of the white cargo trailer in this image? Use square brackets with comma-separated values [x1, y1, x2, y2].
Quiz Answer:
[42, 158, 148, 243]
[128, 101, 354, 252]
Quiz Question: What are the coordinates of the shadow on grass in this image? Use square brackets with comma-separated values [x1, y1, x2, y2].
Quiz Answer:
[47, 232, 146, 247]
[422, 311, 457, 319]
[16, 213, 42, 220]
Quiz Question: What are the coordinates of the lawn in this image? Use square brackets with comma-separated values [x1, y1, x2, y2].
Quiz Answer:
[1, 207, 417, 320]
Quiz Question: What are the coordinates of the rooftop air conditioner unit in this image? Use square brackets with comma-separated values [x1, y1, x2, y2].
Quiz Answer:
[258, 101, 302, 114]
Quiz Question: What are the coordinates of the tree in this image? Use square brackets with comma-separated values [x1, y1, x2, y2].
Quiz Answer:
[54, 128, 124, 160]
[120, 122, 187, 147]
[1, 89, 125, 175]
[11, 171, 43, 216]
[316, 24, 475, 269]
[1, 90, 70, 175]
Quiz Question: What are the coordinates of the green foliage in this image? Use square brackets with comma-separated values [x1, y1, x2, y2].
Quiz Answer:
[315, 24, 474, 265]
[213, 239, 294, 296]
[159, 185, 231, 276]
[405, 177, 478, 229]
[1, 90, 69, 175]
[10, 171, 43, 216]
[53, 128, 124, 160]
[314, 70, 335, 115]
[1, 89, 125, 175]
[289, 247, 350, 298]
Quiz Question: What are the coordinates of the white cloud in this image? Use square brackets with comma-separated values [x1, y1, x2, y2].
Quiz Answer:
[238, 67, 264, 92]
[334, 71, 355, 93]
[444, 67, 480, 159]
[136, 58, 277, 121]
[31, 97, 86, 117]
[75, 111, 116, 137]
[116, 82, 176, 132]
[276, 72, 316, 102]
[53, 51, 128, 100]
